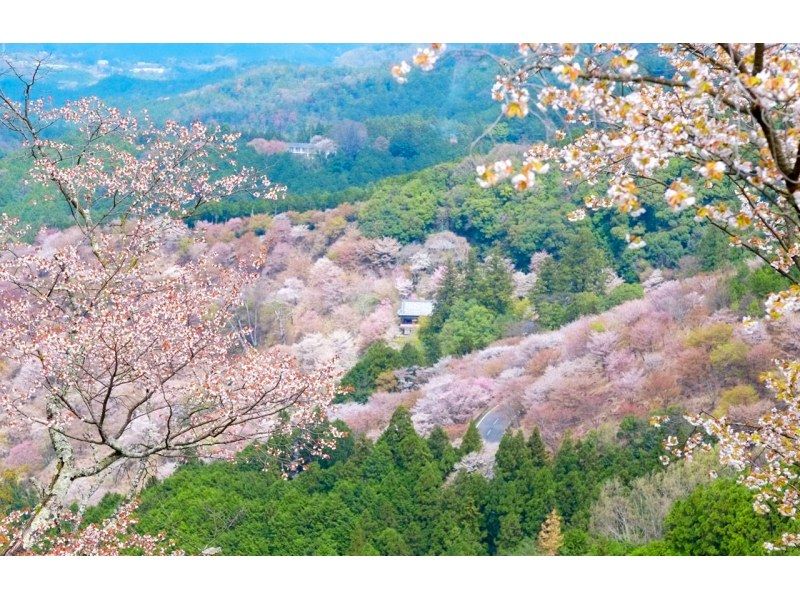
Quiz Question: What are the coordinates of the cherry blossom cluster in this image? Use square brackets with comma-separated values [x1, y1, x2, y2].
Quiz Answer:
[475, 146, 554, 192]
[256, 415, 346, 479]
[0, 74, 336, 553]
[0, 221, 337, 458]
[394, 44, 800, 266]
[391, 43, 446, 83]
[21, 98, 282, 239]
[0, 501, 182, 555]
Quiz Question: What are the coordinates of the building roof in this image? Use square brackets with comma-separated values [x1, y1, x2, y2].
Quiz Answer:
[397, 300, 434, 318]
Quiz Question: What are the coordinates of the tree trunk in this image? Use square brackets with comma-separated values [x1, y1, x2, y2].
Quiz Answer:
[3, 461, 76, 555]
[3, 397, 77, 555]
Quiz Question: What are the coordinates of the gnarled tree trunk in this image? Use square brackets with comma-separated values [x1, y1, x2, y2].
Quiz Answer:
[3, 398, 78, 555]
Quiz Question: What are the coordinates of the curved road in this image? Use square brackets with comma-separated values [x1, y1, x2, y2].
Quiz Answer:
[476, 404, 515, 443]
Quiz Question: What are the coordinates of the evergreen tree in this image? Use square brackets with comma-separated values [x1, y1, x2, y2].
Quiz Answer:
[338, 341, 403, 403]
[427, 426, 450, 461]
[461, 249, 479, 293]
[536, 508, 564, 556]
[427, 426, 458, 474]
[552, 435, 606, 527]
[419, 261, 461, 362]
[438, 300, 500, 356]
[526, 427, 549, 467]
[474, 249, 514, 315]
[497, 511, 524, 553]
[695, 226, 738, 272]
[534, 228, 609, 296]
[417, 319, 441, 365]
[495, 430, 531, 482]
[411, 463, 445, 553]
[460, 420, 483, 456]
[398, 342, 423, 367]
[428, 260, 461, 332]
[432, 488, 487, 555]
[374, 527, 411, 555]
[530, 227, 613, 329]
[662, 479, 800, 555]
[520, 466, 557, 537]
[347, 523, 380, 555]
[379, 407, 434, 472]
[361, 440, 394, 482]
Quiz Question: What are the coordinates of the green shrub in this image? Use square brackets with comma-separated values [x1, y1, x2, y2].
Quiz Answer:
[338, 342, 404, 403]
[438, 301, 500, 356]
[709, 341, 749, 376]
[662, 479, 800, 555]
[533, 301, 569, 330]
[685, 322, 734, 349]
[727, 264, 792, 314]
[715, 384, 759, 416]
[81, 493, 125, 528]
[604, 283, 644, 307]
[569, 292, 604, 319]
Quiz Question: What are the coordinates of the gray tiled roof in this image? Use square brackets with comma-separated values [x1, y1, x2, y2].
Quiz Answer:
[397, 300, 434, 317]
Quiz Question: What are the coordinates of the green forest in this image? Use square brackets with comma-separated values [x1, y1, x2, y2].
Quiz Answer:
[76, 408, 799, 556]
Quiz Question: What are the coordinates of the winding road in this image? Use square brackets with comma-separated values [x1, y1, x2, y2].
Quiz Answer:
[476, 404, 516, 443]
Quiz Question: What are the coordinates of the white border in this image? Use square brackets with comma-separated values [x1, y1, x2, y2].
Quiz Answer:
[1, 555, 794, 596]
[0, 0, 799, 42]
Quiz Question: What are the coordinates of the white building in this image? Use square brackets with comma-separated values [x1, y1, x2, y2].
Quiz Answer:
[286, 136, 337, 158]
[397, 300, 434, 335]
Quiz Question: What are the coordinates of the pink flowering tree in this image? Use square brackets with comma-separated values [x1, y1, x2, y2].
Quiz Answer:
[246, 138, 288, 156]
[0, 500, 182, 556]
[396, 43, 800, 280]
[0, 62, 336, 554]
[394, 43, 800, 550]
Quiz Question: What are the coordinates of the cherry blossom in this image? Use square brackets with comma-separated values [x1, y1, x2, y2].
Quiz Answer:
[1, 500, 182, 556]
[0, 63, 336, 554]
[396, 44, 800, 303]
[391, 61, 411, 84]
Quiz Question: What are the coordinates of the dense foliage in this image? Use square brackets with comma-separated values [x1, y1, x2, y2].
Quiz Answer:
[530, 228, 643, 329]
[419, 251, 519, 362]
[116, 410, 785, 556]
[357, 158, 740, 277]
[337, 342, 422, 403]
[132, 409, 486, 555]
[634, 479, 800, 556]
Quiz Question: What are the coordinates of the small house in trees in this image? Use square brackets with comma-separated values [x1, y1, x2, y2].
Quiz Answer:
[397, 300, 434, 335]
[286, 136, 337, 158]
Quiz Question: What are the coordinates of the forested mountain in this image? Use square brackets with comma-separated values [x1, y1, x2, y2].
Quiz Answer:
[0, 43, 538, 227]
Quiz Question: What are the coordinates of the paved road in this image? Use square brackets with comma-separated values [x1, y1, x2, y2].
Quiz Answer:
[476, 405, 514, 443]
